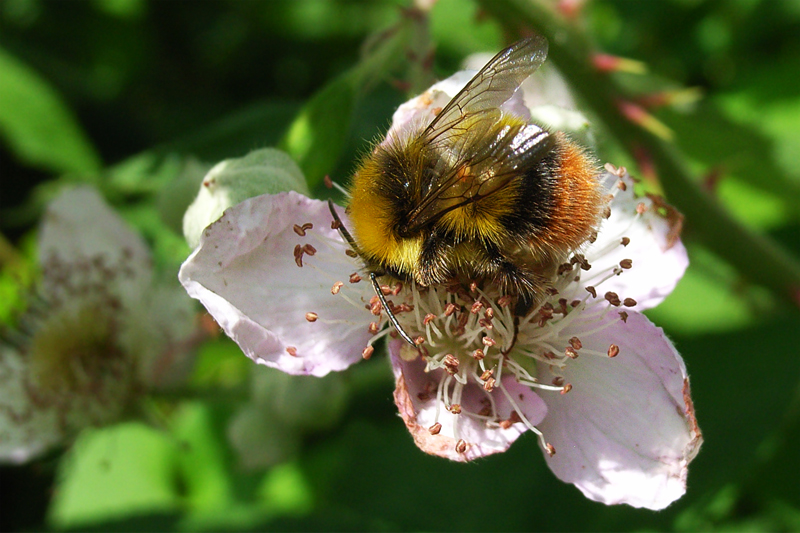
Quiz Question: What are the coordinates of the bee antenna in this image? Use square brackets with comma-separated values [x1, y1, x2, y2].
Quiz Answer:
[369, 272, 417, 347]
[327, 199, 358, 250]
[327, 200, 417, 347]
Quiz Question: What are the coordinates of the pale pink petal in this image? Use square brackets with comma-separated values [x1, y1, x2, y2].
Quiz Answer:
[0, 347, 63, 463]
[537, 311, 702, 510]
[386, 70, 530, 146]
[179, 192, 372, 376]
[389, 339, 547, 462]
[584, 171, 688, 311]
[39, 187, 152, 304]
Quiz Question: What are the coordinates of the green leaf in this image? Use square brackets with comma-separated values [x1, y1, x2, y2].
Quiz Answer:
[0, 47, 101, 174]
[48, 423, 180, 529]
[279, 73, 359, 189]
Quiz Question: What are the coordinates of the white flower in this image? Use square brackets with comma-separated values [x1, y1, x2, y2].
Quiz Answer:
[0, 187, 195, 463]
[179, 70, 701, 510]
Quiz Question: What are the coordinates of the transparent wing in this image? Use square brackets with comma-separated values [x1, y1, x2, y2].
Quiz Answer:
[423, 36, 548, 147]
[403, 36, 551, 232]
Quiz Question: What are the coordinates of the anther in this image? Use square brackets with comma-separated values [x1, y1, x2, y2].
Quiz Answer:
[472, 349, 485, 360]
[368, 322, 379, 334]
[484, 307, 494, 319]
[286, 346, 298, 357]
[569, 337, 582, 350]
[603, 206, 612, 219]
[349, 273, 362, 283]
[552, 376, 565, 386]
[619, 311, 629, 322]
[302, 244, 317, 256]
[362, 345, 374, 360]
[471, 300, 484, 314]
[546, 287, 559, 296]
[545, 443, 556, 456]
[455, 439, 468, 454]
[331, 219, 342, 230]
[586, 286, 597, 298]
[423, 313, 437, 325]
[617, 180, 627, 191]
[605, 292, 621, 306]
[380, 284, 392, 295]
[608, 344, 620, 358]
[589, 230, 598, 243]
[621, 236, 631, 246]
[497, 295, 512, 307]
[444, 303, 458, 316]
[480, 368, 494, 381]
[429, 423, 442, 435]
[483, 378, 496, 391]
[345, 249, 358, 258]
[444, 354, 459, 374]
[561, 383, 573, 394]
[571, 300, 581, 308]
[619, 259, 633, 269]
[482, 336, 496, 347]
[324, 175, 333, 188]
[636, 202, 647, 214]
[414, 336, 425, 346]
[450, 404, 462, 415]
[558, 263, 573, 275]
[392, 283, 403, 296]
[469, 281, 478, 293]
[331, 281, 344, 294]
[293, 224, 306, 237]
[499, 419, 513, 430]
[293, 244, 304, 267]
[565, 346, 579, 359]
[370, 301, 382, 315]
[624, 298, 637, 307]
[305, 312, 318, 322]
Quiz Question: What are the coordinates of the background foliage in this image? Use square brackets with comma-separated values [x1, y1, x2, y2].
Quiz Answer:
[1, 0, 799, 530]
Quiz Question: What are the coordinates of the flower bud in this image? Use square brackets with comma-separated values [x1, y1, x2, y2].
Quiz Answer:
[182, 148, 309, 248]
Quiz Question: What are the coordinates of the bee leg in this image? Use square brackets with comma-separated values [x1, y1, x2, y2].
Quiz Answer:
[502, 315, 520, 355]
[417, 228, 455, 286]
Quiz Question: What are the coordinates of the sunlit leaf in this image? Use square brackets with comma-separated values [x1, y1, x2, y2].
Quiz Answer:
[0, 48, 101, 174]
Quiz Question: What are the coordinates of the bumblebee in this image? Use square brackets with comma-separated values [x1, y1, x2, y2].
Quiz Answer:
[339, 37, 603, 340]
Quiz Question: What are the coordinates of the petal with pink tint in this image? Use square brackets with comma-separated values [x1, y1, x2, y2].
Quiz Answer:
[389, 339, 547, 462]
[179, 192, 371, 376]
[39, 187, 152, 304]
[537, 311, 702, 510]
[585, 171, 688, 311]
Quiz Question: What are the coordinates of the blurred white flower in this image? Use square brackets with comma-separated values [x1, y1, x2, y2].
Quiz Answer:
[0, 187, 196, 463]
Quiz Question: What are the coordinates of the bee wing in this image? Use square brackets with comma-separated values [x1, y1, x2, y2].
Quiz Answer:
[403, 36, 552, 231]
[423, 36, 548, 145]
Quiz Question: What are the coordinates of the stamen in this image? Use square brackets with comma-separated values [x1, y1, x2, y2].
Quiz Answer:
[305, 312, 318, 322]
[496, 379, 554, 456]
[362, 345, 374, 359]
[455, 439, 468, 454]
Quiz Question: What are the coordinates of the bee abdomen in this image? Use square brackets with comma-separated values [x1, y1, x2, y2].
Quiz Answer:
[514, 132, 602, 258]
